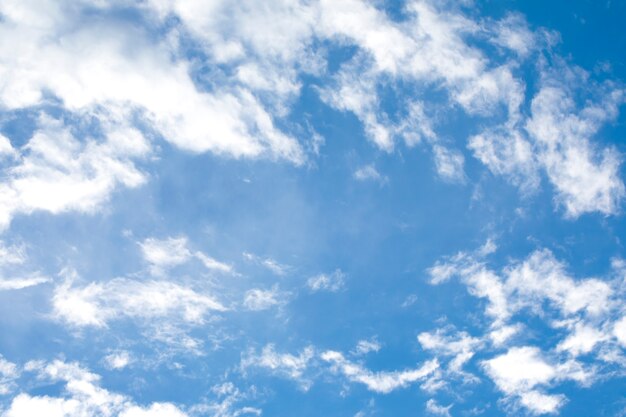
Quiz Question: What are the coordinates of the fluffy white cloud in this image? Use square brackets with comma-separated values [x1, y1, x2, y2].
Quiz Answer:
[321, 350, 438, 394]
[418, 328, 481, 373]
[468, 129, 539, 193]
[614, 317, 626, 347]
[1, 360, 188, 417]
[490, 13, 537, 57]
[52, 272, 226, 328]
[241, 344, 315, 389]
[0, 242, 26, 266]
[425, 399, 452, 417]
[0, 116, 148, 230]
[483, 347, 556, 394]
[430, 247, 616, 329]
[103, 351, 132, 370]
[556, 322, 607, 357]
[242, 287, 284, 311]
[0, 276, 50, 291]
[141, 236, 234, 275]
[0, 355, 18, 395]
[354, 165, 386, 184]
[353, 339, 381, 356]
[140, 237, 192, 269]
[0, 0, 621, 228]
[426, 242, 626, 414]
[432, 145, 466, 183]
[0, 240, 50, 290]
[517, 390, 565, 415]
[195, 252, 234, 274]
[482, 347, 570, 415]
[526, 85, 625, 217]
[0, 0, 304, 161]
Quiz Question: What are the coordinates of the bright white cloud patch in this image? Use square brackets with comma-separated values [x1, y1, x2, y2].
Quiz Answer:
[52, 273, 226, 328]
[526, 84, 625, 217]
[241, 344, 315, 389]
[482, 347, 568, 415]
[353, 339, 382, 356]
[104, 351, 132, 370]
[0, 355, 18, 395]
[242, 287, 284, 311]
[427, 242, 626, 414]
[0, 276, 50, 291]
[141, 236, 234, 275]
[140, 237, 192, 270]
[0, 116, 148, 230]
[322, 350, 438, 394]
[425, 399, 452, 417]
[1, 360, 188, 417]
[418, 328, 481, 373]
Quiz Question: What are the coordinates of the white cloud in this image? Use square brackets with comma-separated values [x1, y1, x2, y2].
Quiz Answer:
[518, 390, 565, 415]
[505, 249, 613, 317]
[556, 322, 607, 357]
[0, 0, 315, 229]
[426, 399, 452, 417]
[0, 0, 621, 229]
[104, 351, 132, 370]
[194, 382, 262, 417]
[321, 350, 438, 394]
[0, 134, 16, 158]
[0, 116, 148, 230]
[489, 324, 522, 347]
[490, 13, 536, 57]
[141, 236, 234, 275]
[241, 344, 315, 390]
[52, 272, 226, 328]
[195, 252, 234, 275]
[418, 329, 481, 372]
[468, 129, 539, 193]
[0, 0, 304, 162]
[307, 269, 345, 292]
[0, 276, 50, 291]
[140, 237, 192, 270]
[353, 339, 381, 356]
[432, 145, 466, 183]
[119, 403, 189, 417]
[430, 247, 616, 327]
[482, 346, 571, 415]
[354, 165, 386, 184]
[242, 287, 284, 311]
[0, 355, 18, 395]
[526, 85, 625, 218]
[242, 252, 289, 276]
[0, 242, 26, 266]
[2, 359, 188, 417]
[483, 347, 556, 394]
[614, 317, 626, 347]
[427, 242, 626, 413]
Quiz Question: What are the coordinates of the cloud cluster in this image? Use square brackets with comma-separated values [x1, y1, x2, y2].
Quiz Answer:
[0, 0, 622, 232]
[1, 360, 189, 417]
[241, 341, 439, 395]
[52, 271, 226, 328]
[425, 242, 626, 414]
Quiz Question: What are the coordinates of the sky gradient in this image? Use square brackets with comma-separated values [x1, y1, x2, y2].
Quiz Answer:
[0, 1, 625, 416]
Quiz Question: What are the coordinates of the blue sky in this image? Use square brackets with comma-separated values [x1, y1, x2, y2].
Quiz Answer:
[0, 0, 625, 416]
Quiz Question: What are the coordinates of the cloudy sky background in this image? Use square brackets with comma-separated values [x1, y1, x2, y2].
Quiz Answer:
[0, 0, 626, 416]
